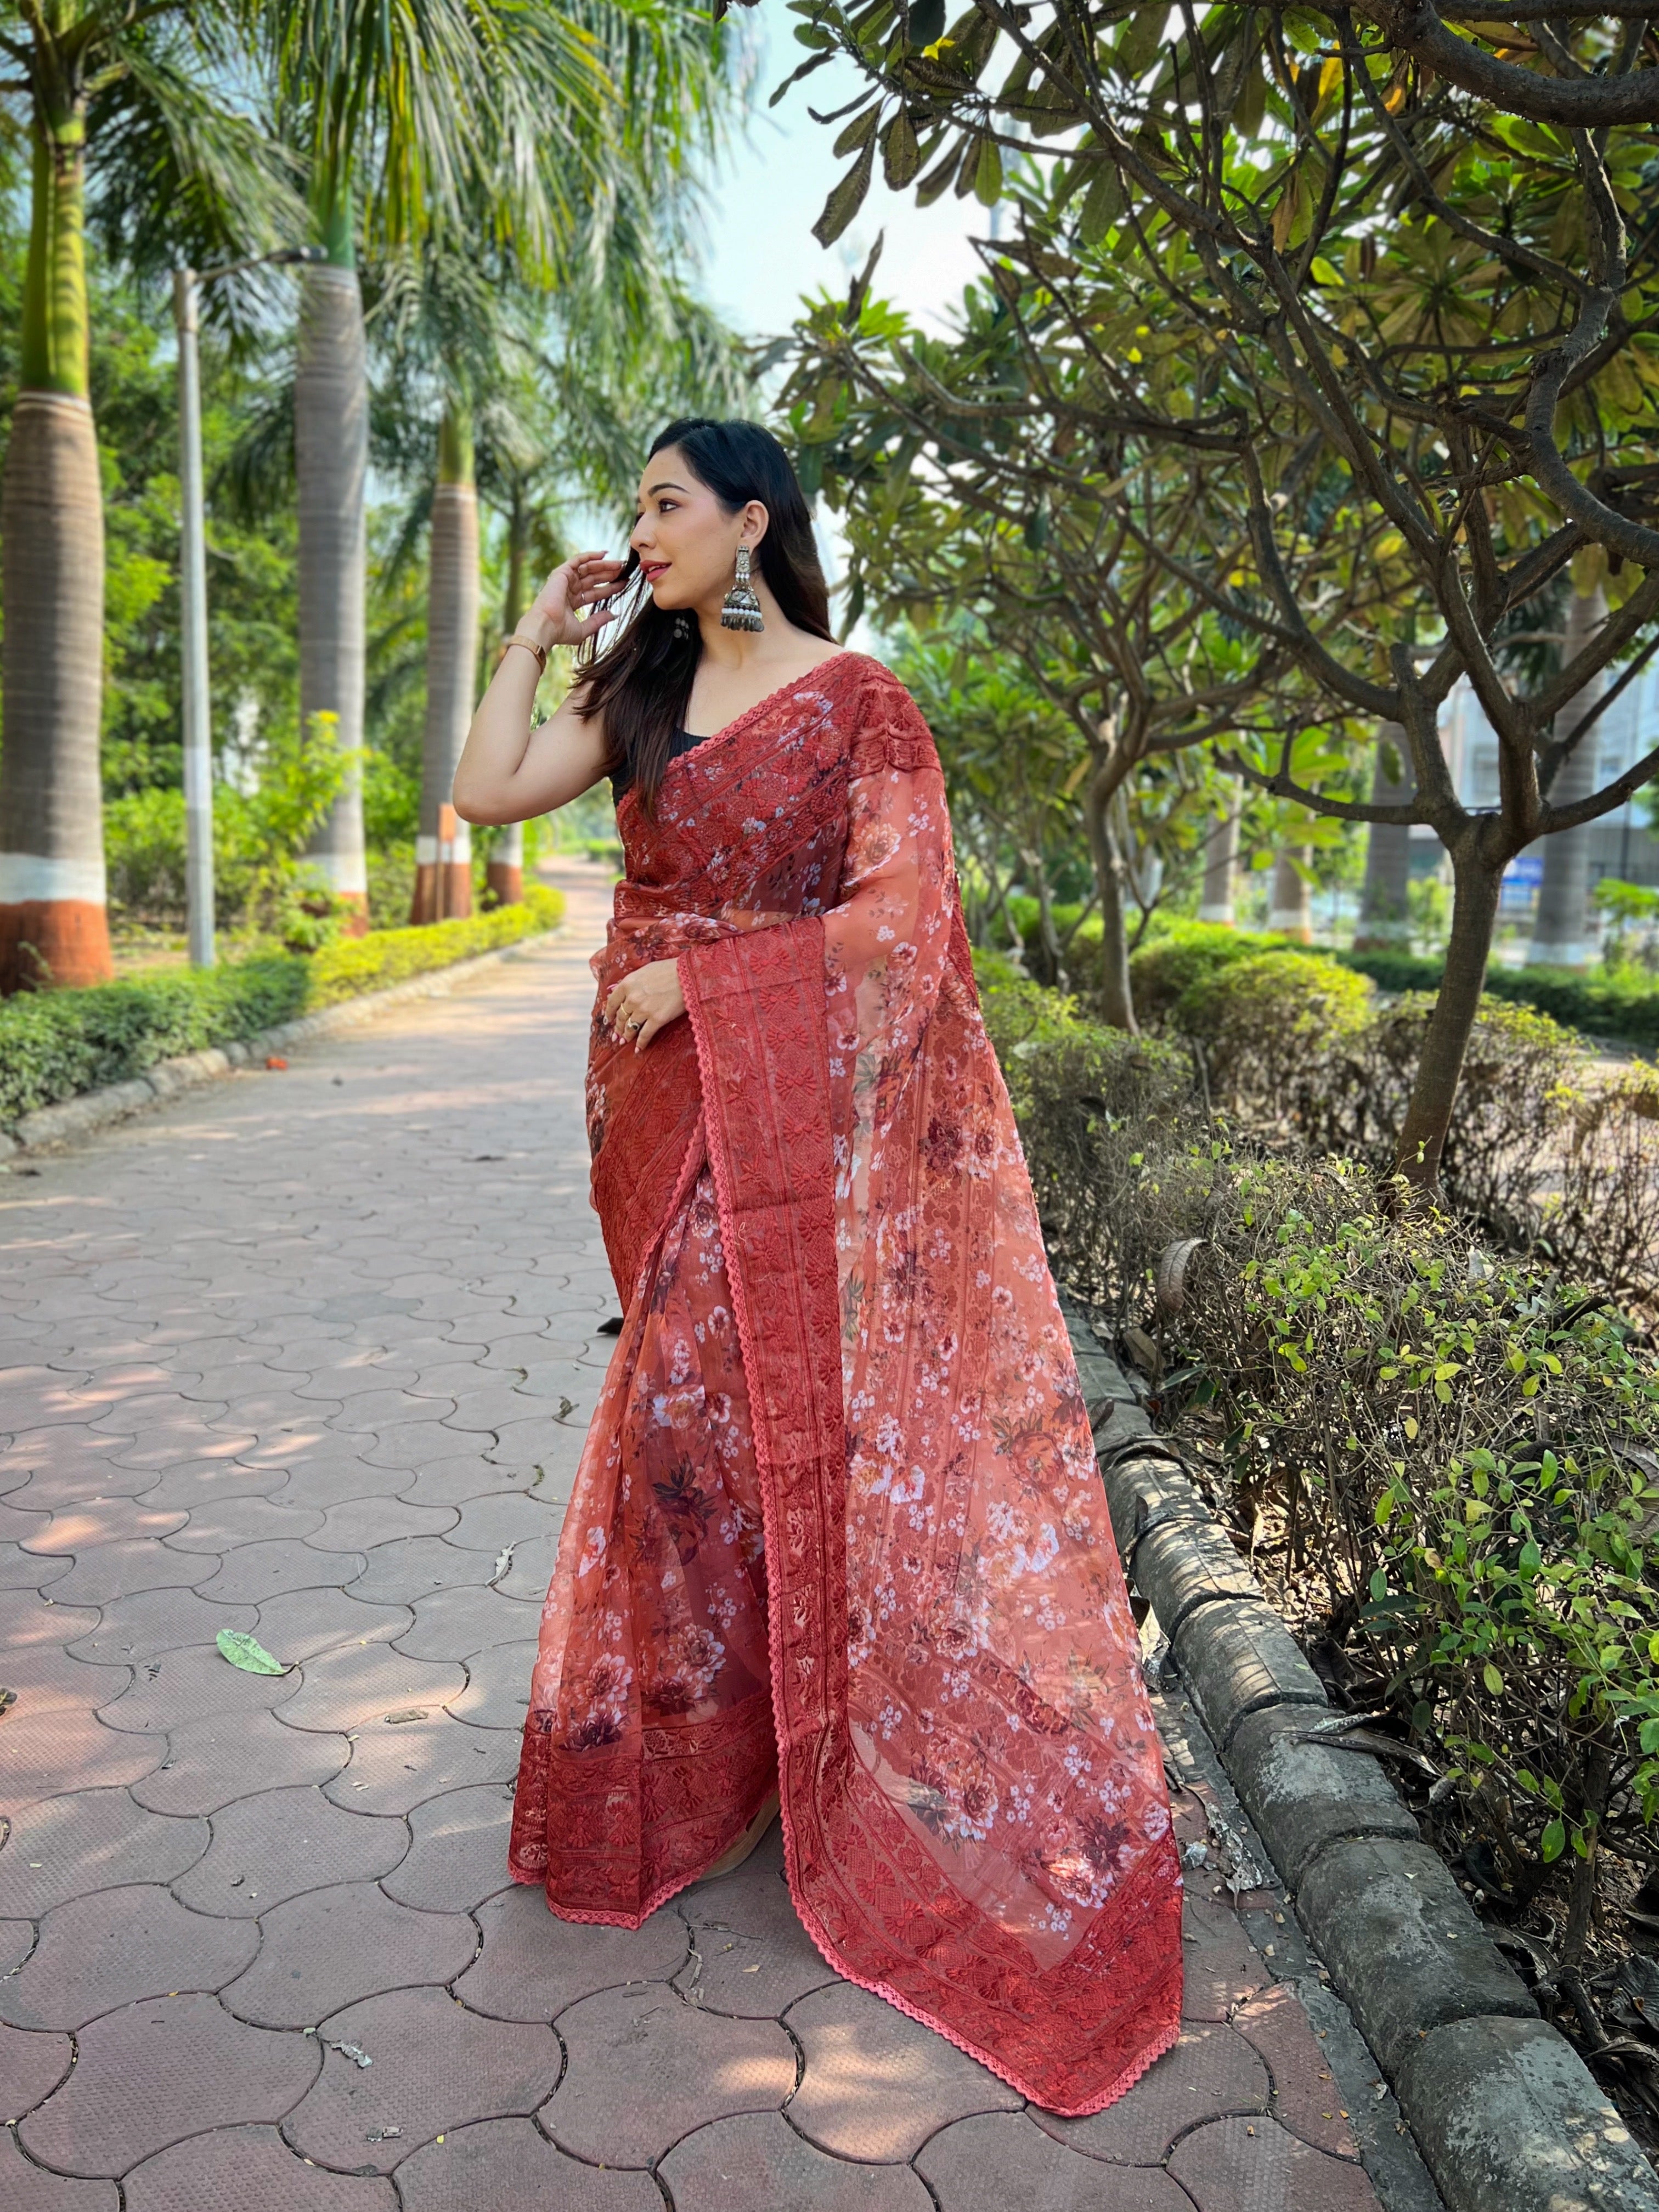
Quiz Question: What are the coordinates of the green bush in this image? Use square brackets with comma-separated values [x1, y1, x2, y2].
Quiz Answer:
[1127, 921, 1295, 1026]
[1173, 952, 1375, 1131]
[0, 884, 563, 1130]
[1338, 945, 1659, 1048]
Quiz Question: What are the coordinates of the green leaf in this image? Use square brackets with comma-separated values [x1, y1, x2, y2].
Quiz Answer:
[814, 138, 877, 247]
[884, 108, 921, 188]
[974, 134, 1003, 207]
[1482, 1662, 1504, 1695]
[1540, 1816, 1566, 1863]
[1116, 6, 1166, 81]
[217, 1629, 287, 1677]
[1077, 163, 1123, 247]
[908, 0, 947, 47]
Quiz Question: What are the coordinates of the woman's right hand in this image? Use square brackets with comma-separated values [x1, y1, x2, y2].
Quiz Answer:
[521, 552, 629, 652]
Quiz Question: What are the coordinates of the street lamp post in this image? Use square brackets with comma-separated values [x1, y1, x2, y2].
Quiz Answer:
[174, 247, 325, 968]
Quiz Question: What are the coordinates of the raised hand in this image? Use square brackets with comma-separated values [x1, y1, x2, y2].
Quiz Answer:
[524, 552, 629, 650]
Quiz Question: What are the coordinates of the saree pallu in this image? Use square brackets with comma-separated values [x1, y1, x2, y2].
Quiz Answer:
[510, 651, 1182, 2114]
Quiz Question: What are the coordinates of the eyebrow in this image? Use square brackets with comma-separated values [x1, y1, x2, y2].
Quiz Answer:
[644, 479, 689, 498]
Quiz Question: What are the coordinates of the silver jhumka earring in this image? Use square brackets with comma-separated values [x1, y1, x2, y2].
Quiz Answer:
[720, 545, 763, 633]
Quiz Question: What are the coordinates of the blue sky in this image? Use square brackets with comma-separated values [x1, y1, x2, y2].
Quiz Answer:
[699, 26, 986, 343]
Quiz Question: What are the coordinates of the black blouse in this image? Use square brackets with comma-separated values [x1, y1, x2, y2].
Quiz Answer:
[610, 727, 712, 802]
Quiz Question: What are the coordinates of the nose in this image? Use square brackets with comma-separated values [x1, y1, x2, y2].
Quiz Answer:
[629, 516, 653, 553]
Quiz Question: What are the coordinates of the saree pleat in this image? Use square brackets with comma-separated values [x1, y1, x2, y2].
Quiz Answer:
[511, 652, 1182, 2113]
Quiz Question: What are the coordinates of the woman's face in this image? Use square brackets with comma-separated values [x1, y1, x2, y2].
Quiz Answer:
[629, 447, 766, 613]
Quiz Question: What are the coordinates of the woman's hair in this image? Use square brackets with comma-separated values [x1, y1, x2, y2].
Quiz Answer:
[573, 418, 833, 818]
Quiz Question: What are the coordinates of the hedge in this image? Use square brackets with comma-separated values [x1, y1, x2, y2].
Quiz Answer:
[0, 885, 563, 1131]
[1335, 944, 1659, 1047]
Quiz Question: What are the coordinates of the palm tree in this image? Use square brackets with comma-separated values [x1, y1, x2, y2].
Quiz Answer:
[259, 0, 733, 934]
[0, 6, 293, 991]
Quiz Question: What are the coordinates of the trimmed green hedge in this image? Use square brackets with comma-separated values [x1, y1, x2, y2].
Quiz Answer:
[1335, 945, 1659, 1046]
[0, 885, 563, 1131]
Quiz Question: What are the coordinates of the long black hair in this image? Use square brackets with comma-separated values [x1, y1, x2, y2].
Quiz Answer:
[573, 419, 834, 818]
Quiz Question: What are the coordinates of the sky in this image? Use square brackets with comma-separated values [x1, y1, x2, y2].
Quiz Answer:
[699, 26, 988, 346]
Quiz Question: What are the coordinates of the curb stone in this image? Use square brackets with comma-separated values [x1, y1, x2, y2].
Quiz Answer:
[1059, 1290, 1659, 2212]
[0, 930, 558, 1159]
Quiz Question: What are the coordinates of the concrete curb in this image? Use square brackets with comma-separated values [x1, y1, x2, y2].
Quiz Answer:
[1059, 1292, 1659, 2212]
[0, 930, 559, 1160]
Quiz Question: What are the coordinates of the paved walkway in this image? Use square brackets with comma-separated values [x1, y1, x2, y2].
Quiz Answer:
[2, 860, 1404, 2210]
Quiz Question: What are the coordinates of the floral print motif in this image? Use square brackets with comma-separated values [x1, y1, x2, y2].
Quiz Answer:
[511, 653, 1182, 2117]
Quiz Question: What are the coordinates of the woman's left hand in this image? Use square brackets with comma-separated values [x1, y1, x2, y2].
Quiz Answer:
[603, 958, 686, 1051]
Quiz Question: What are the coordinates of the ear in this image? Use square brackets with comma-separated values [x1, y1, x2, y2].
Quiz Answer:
[740, 500, 770, 549]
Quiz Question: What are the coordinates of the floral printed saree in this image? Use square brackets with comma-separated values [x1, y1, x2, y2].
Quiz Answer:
[510, 650, 1182, 2114]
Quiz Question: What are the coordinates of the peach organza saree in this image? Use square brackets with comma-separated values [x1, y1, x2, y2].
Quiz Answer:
[510, 651, 1181, 2113]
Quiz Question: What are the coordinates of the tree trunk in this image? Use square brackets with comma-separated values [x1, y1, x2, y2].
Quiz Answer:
[1529, 584, 1607, 970]
[1084, 761, 1137, 1031]
[411, 398, 478, 924]
[0, 96, 111, 993]
[1198, 787, 1238, 925]
[1355, 725, 1413, 951]
[295, 195, 368, 935]
[1268, 847, 1313, 940]
[486, 484, 528, 909]
[1392, 843, 1503, 1190]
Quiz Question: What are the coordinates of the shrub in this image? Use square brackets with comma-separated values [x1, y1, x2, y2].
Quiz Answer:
[1170, 1161, 1659, 1922]
[0, 884, 563, 1129]
[1173, 952, 1374, 1132]
[1127, 921, 1292, 1028]
[1338, 945, 1659, 1050]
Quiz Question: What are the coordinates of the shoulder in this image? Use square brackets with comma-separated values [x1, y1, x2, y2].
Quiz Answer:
[830, 653, 940, 772]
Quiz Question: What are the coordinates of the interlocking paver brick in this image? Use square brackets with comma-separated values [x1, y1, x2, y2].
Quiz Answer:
[46, 1540, 216, 1611]
[345, 1534, 498, 1607]
[21, 1498, 186, 1553]
[917, 2112, 1199, 2210]
[0, 1922, 34, 1974]
[321, 1706, 517, 1814]
[1030, 2022, 1268, 2164]
[0, 2131, 118, 2210]
[194, 1537, 366, 1606]
[385, 1457, 508, 1511]
[137, 1458, 289, 1513]
[393, 1581, 536, 1661]
[1167, 2112, 1383, 2211]
[0, 1542, 71, 1592]
[283, 1985, 558, 2174]
[1234, 1981, 1360, 2158]
[2, 1789, 208, 1916]
[785, 1981, 1022, 2163]
[454, 1882, 686, 2022]
[494, 1532, 561, 1601]
[661, 2112, 933, 2211]
[222, 1879, 476, 2028]
[0, 2019, 72, 2121]
[164, 1496, 325, 1551]
[245, 1585, 411, 1665]
[675, 1830, 838, 2018]
[379, 1786, 515, 1911]
[121, 2124, 398, 2212]
[1180, 1894, 1269, 2023]
[313, 1498, 458, 1552]
[542, 1984, 795, 2166]
[172, 1786, 408, 1917]
[129, 1707, 347, 1815]
[66, 1586, 256, 1663]
[442, 1492, 563, 1555]
[394, 2116, 661, 2211]
[446, 1640, 535, 1730]
[3, 1703, 163, 1808]
[280, 1641, 467, 1734]
[1, 1587, 102, 1657]
[97, 1639, 298, 1733]
[18, 1993, 318, 2177]
[0, 1885, 258, 2030]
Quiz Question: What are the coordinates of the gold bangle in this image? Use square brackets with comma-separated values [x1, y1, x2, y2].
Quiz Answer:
[498, 635, 548, 678]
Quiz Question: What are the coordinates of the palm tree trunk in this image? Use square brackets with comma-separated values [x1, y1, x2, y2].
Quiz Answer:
[0, 93, 111, 993]
[1355, 726, 1414, 951]
[295, 180, 368, 935]
[1268, 847, 1313, 940]
[411, 398, 478, 923]
[1529, 585, 1607, 970]
[483, 482, 530, 908]
[1198, 785, 1238, 925]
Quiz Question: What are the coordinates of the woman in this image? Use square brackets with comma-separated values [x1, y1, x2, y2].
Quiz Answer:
[453, 418, 1182, 2115]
